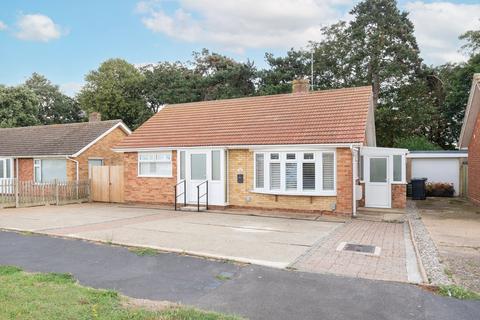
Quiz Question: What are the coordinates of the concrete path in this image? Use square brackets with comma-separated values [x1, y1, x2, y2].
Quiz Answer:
[292, 219, 423, 283]
[0, 230, 479, 320]
[0, 203, 341, 268]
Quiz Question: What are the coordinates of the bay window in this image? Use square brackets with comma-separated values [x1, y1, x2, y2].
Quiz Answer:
[254, 151, 336, 195]
[138, 152, 172, 177]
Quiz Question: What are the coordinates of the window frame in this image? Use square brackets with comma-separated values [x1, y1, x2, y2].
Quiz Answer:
[253, 150, 336, 196]
[33, 158, 67, 183]
[0, 158, 13, 179]
[137, 151, 173, 178]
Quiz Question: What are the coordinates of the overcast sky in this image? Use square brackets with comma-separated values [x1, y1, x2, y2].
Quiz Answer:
[1, 0, 479, 96]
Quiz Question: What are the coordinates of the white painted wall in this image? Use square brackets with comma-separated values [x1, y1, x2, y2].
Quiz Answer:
[411, 158, 460, 196]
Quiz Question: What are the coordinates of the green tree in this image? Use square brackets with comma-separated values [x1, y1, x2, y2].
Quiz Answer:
[77, 59, 149, 129]
[192, 49, 256, 100]
[24, 73, 84, 125]
[0, 85, 40, 128]
[393, 136, 441, 150]
[460, 27, 480, 56]
[141, 62, 201, 113]
[257, 49, 310, 95]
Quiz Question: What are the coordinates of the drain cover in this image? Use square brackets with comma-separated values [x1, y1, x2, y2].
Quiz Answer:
[343, 243, 376, 254]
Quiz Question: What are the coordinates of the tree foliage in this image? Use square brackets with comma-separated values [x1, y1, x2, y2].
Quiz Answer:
[0, 85, 40, 128]
[78, 59, 150, 129]
[24, 73, 83, 125]
[393, 136, 441, 151]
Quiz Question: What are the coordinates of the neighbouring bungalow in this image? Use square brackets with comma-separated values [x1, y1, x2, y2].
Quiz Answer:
[459, 73, 480, 205]
[114, 80, 408, 216]
[0, 113, 131, 185]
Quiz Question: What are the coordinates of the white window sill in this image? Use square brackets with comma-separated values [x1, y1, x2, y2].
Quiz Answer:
[251, 189, 336, 197]
[138, 175, 173, 178]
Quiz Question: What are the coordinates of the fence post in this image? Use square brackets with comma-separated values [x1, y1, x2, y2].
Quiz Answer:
[55, 179, 59, 206]
[15, 179, 19, 208]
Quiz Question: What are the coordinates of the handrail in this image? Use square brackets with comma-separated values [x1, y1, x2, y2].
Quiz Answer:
[174, 180, 186, 211]
[197, 180, 208, 212]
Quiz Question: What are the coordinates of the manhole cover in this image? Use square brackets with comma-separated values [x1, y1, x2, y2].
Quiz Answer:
[343, 243, 376, 254]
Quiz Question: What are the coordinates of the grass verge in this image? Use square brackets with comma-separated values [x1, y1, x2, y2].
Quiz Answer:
[128, 247, 159, 256]
[0, 265, 242, 320]
[438, 285, 480, 300]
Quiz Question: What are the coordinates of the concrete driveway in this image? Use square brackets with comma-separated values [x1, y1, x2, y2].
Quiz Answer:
[416, 197, 480, 292]
[0, 203, 341, 268]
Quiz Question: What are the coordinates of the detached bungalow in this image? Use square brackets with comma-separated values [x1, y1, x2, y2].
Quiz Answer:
[459, 73, 480, 205]
[114, 80, 407, 215]
[0, 114, 131, 184]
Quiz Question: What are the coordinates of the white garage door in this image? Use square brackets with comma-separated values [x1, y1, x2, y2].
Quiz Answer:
[411, 158, 460, 196]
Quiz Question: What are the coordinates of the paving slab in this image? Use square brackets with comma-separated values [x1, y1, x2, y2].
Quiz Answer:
[0, 203, 341, 268]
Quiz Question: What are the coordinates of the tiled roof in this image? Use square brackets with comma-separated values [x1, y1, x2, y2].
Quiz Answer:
[0, 120, 124, 157]
[116, 86, 372, 149]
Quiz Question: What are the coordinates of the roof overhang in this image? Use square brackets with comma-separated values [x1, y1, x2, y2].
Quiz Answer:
[71, 122, 131, 158]
[459, 74, 480, 149]
[113, 143, 364, 153]
[360, 146, 408, 156]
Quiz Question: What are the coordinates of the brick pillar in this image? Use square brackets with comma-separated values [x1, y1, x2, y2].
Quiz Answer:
[336, 148, 353, 214]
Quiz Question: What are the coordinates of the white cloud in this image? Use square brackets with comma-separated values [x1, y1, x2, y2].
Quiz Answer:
[15, 14, 66, 42]
[136, 0, 353, 52]
[0, 21, 7, 31]
[60, 82, 83, 97]
[405, 1, 480, 64]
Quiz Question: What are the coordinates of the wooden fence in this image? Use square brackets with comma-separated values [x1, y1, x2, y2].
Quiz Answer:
[0, 179, 90, 208]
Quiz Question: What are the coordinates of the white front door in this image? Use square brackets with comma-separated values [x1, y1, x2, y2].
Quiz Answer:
[365, 156, 391, 208]
[180, 149, 226, 206]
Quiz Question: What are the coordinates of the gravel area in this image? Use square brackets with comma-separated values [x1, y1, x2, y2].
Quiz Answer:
[406, 201, 451, 285]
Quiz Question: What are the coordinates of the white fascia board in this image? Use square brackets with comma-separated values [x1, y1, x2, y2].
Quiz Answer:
[459, 80, 480, 148]
[112, 143, 363, 153]
[10, 155, 70, 159]
[360, 146, 408, 156]
[406, 152, 468, 159]
[71, 122, 131, 158]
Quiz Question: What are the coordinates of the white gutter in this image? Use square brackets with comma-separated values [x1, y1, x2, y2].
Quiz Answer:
[66, 156, 79, 182]
[113, 143, 363, 153]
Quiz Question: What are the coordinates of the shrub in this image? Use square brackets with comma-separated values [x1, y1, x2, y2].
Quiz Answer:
[425, 182, 455, 197]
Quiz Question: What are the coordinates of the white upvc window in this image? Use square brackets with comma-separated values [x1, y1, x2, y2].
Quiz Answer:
[254, 151, 336, 196]
[138, 152, 172, 177]
[0, 158, 13, 179]
[34, 159, 67, 183]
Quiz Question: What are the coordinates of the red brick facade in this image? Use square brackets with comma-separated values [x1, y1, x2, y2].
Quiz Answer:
[123, 151, 177, 204]
[391, 184, 407, 208]
[336, 148, 353, 214]
[17, 159, 34, 181]
[468, 115, 480, 205]
[12, 127, 127, 182]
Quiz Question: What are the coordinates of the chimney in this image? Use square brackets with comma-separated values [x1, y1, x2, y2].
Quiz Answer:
[89, 112, 101, 122]
[292, 79, 310, 93]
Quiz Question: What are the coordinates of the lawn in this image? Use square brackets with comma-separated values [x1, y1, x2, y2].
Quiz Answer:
[0, 265, 242, 320]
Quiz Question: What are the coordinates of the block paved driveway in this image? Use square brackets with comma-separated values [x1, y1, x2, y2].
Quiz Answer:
[0, 203, 341, 268]
[1, 230, 479, 320]
[292, 219, 423, 283]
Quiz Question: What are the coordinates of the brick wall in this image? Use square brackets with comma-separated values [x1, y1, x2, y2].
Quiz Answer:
[17, 158, 33, 181]
[227, 149, 341, 213]
[391, 184, 406, 208]
[335, 148, 353, 214]
[71, 127, 127, 181]
[123, 151, 176, 204]
[469, 115, 480, 205]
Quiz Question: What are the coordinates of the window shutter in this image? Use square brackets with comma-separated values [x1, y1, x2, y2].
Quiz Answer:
[302, 163, 315, 190]
[255, 154, 264, 188]
[270, 163, 280, 190]
[285, 163, 297, 190]
[322, 153, 334, 190]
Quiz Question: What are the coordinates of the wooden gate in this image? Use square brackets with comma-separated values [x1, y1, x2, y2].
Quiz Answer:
[90, 166, 124, 203]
